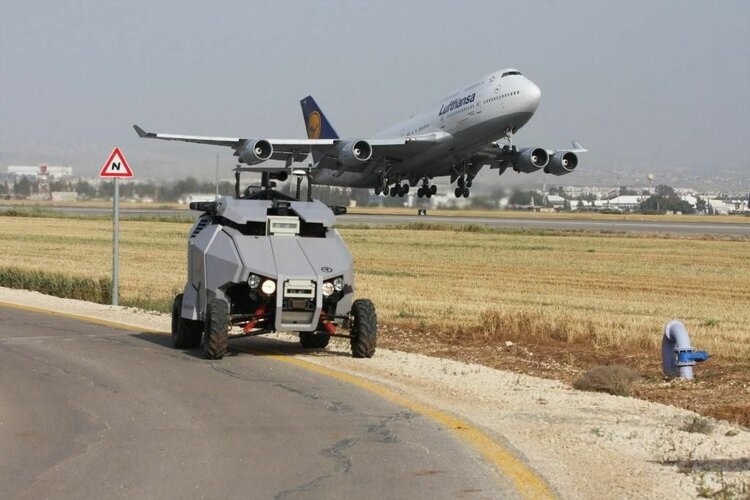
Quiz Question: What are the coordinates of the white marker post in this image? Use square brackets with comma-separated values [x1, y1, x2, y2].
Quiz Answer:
[99, 147, 134, 306]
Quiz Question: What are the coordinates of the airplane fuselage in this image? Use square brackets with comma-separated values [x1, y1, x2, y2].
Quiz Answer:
[311, 68, 542, 188]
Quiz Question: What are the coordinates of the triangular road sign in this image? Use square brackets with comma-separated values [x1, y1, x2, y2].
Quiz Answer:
[99, 147, 134, 178]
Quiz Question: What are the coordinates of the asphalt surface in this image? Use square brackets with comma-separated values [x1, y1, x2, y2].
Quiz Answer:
[0, 306, 511, 499]
[2, 205, 748, 236]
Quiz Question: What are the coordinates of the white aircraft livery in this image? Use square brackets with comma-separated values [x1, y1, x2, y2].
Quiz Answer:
[134, 68, 586, 198]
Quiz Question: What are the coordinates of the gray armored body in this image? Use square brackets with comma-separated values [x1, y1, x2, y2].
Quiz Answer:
[171, 175, 377, 359]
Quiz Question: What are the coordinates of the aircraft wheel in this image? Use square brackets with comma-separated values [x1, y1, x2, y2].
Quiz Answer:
[374, 186, 381, 196]
[463, 188, 470, 198]
[389, 186, 397, 197]
[455, 187, 462, 198]
[430, 184, 437, 195]
[417, 187, 424, 198]
[466, 179, 473, 188]
[425, 192, 431, 199]
[457, 177, 465, 188]
[401, 184, 409, 196]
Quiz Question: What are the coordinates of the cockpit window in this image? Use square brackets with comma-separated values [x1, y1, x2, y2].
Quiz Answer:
[501, 71, 522, 78]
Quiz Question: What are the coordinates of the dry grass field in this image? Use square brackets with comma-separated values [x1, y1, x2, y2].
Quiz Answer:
[1, 215, 749, 422]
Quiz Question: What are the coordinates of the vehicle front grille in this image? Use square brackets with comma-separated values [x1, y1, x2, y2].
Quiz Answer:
[283, 279, 315, 299]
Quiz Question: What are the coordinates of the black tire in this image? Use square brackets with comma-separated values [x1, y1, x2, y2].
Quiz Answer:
[202, 298, 229, 359]
[350, 299, 377, 358]
[299, 332, 330, 349]
[171, 294, 202, 349]
[430, 184, 437, 195]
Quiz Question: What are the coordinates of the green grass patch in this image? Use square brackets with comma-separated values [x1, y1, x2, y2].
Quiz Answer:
[0, 266, 112, 304]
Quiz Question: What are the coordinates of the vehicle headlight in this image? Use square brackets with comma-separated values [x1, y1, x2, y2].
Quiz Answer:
[321, 281, 335, 297]
[261, 279, 276, 295]
[333, 276, 345, 292]
[248, 273, 261, 288]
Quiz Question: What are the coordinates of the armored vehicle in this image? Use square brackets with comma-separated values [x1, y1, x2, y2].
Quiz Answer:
[171, 172, 377, 360]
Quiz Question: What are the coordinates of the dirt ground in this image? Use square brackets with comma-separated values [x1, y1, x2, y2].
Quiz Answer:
[378, 324, 750, 428]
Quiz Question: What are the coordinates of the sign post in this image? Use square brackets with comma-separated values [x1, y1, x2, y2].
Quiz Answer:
[99, 147, 134, 306]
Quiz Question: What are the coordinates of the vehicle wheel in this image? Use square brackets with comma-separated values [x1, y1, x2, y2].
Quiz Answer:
[350, 299, 377, 358]
[300, 332, 330, 349]
[389, 186, 397, 197]
[430, 184, 437, 195]
[203, 298, 229, 359]
[463, 188, 470, 198]
[454, 187, 462, 198]
[417, 187, 424, 198]
[171, 294, 202, 349]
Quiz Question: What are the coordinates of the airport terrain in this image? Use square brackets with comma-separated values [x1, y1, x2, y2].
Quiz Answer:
[1, 203, 749, 236]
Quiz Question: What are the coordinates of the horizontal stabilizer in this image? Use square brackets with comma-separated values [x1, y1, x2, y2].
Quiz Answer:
[569, 141, 588, 153]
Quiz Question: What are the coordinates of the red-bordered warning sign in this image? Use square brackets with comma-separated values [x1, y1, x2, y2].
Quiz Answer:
[99, 147, 134, 178]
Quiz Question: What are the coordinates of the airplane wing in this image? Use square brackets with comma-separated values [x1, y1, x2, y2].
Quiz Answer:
[133, 125, 446, 168]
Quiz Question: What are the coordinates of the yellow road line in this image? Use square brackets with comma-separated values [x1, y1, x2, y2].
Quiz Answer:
[0, 299, 555, 499]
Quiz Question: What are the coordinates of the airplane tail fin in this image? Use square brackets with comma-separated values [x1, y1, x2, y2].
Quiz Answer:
[300, 96, 339, 164]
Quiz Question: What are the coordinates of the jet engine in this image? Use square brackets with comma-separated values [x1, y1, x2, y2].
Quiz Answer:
[238, 139, 273, 165]
[514, 147, 549, 173]
[338, 140, 373, 167]
[544, 151, 578, 176]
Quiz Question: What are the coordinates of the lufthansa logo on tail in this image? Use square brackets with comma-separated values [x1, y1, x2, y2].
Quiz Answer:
[307, 111, 322, 139]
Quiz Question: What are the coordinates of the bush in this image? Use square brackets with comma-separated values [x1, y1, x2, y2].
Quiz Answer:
[573, 365, 640, 396]
[0, 267, 112, 304]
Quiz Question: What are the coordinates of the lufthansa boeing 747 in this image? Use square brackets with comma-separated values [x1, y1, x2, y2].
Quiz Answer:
[134, 68, 586, 198]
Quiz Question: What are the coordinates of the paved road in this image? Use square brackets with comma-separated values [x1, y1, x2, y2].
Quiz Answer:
[3, 204, 748, 236]
[0, 306, 512, 499]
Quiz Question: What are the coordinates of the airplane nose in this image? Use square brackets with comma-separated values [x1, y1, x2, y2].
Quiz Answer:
[525, 80, 542, 111]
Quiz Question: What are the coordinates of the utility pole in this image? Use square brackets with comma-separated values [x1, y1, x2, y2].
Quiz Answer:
[215, 154, 220, 198]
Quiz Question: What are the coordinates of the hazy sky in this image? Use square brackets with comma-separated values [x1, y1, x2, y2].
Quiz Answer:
[1, 0, 748, 186]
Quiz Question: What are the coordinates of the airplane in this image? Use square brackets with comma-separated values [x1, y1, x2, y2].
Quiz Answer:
[134, 68, 586, 199]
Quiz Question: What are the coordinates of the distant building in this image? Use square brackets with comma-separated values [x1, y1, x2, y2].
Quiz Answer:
[543, 194, 566, 208]
[604, 195, 644, 212]
[7, 165, 73, 179]
[181, 193, 216, 204]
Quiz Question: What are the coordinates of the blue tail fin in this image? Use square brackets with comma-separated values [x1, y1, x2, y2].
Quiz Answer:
[300, 95, 339, 139]
[300, 96, 338, 164]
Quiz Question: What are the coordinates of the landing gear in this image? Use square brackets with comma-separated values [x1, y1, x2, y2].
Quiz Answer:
[417, 177, 436, 198]
[387, 184, 406, 197]
[388, 183, 408, 197]
[454, 174, 471, 198]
